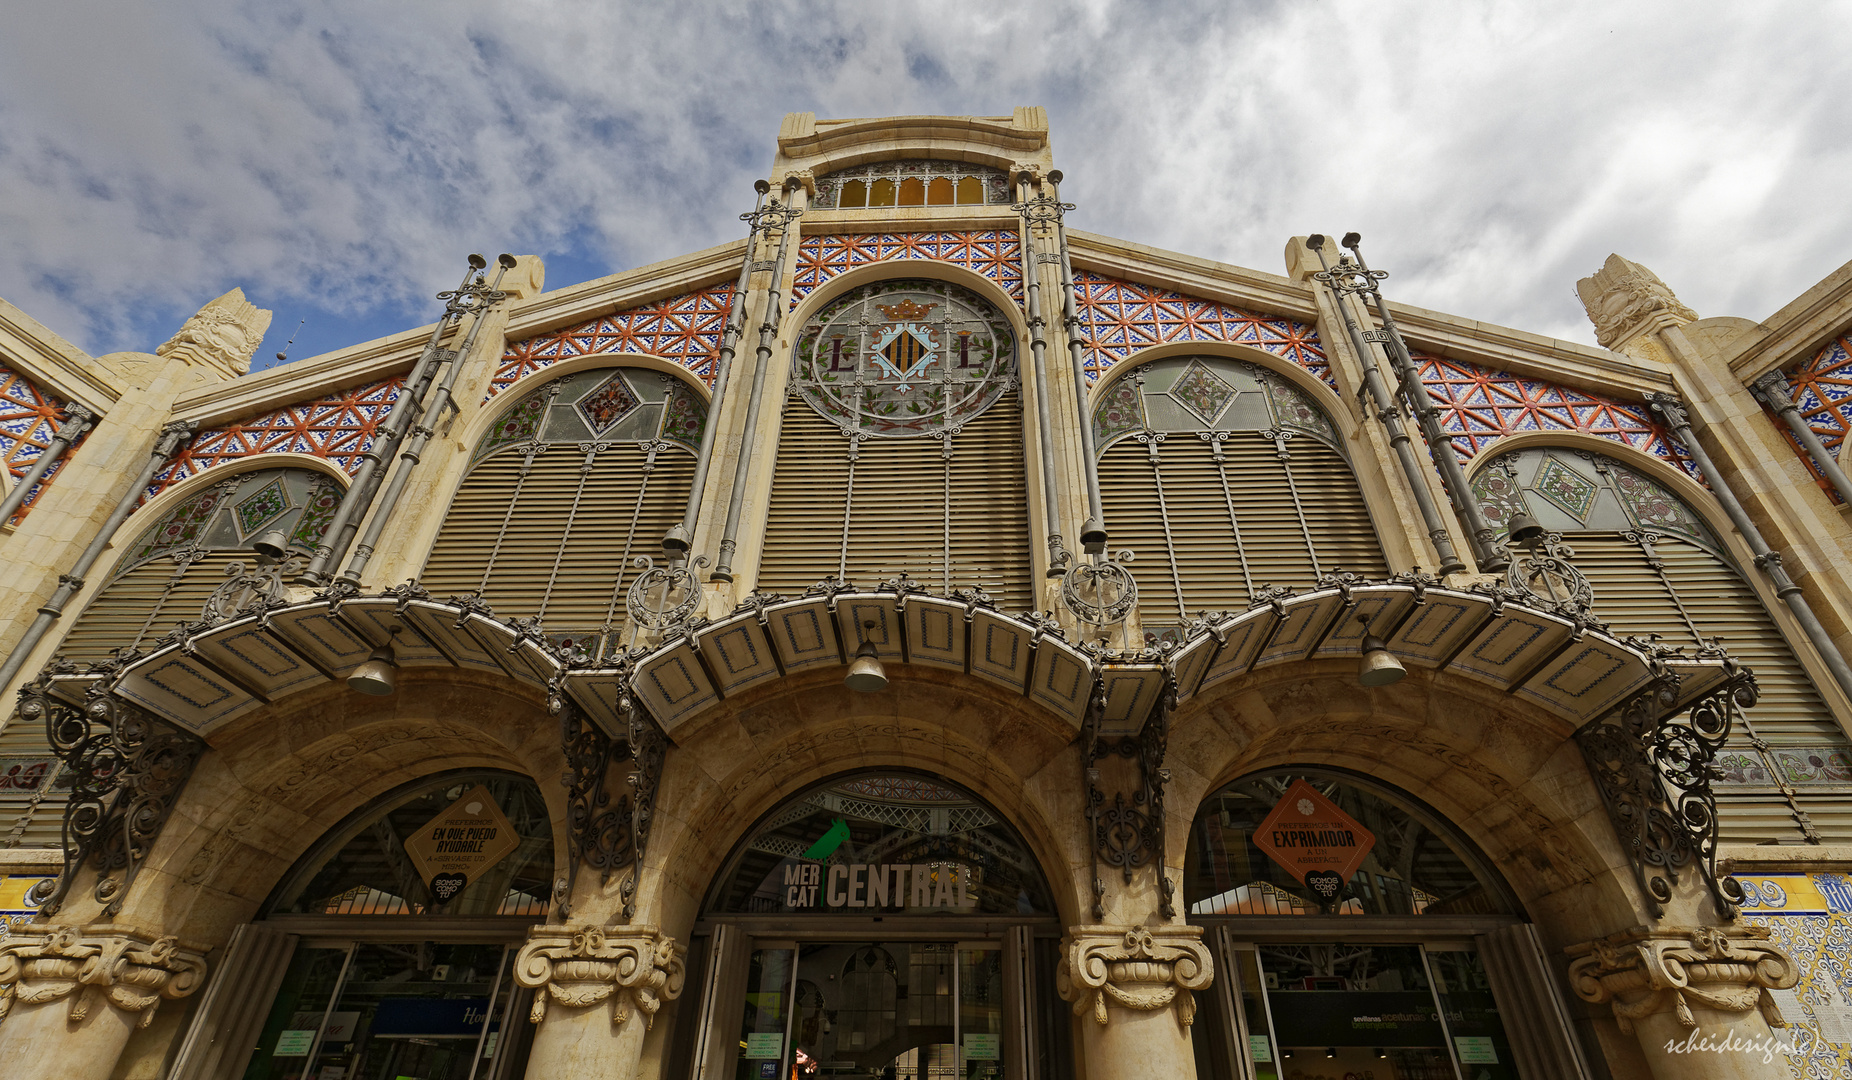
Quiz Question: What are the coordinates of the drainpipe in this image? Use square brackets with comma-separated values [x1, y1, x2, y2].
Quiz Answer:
[1014, 170, 1075, 572]
[1750, 371, 1852, 509]
[709, 178, 802, 582]
[1306, 236, 1467, 576]
[1341, 235, 1509, 572]
[1648, 391, 1852, 704]
[0, 420, 195, 691]
[0, 404, 96, 526]
[302, 257, 494, 584]
[1046, 171, 1113, 560]
[666, 183, 768, 570]
[341, 256, 518, 584]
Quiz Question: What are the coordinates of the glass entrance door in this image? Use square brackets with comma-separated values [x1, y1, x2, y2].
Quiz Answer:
[729, 940, 1005, 1080]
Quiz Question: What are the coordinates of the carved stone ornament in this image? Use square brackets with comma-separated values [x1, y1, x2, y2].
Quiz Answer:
[156, 287, 273, 376]
[512, 925, 685, 1028]
[0, 925, 209, 1028]
[1565, 925, 1798, 1034]
[1055, 926, 1213, 1029]
[1574, 254, 1698, 352]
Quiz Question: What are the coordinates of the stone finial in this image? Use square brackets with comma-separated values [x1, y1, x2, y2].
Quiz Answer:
[156, 287, 273, 376]
[1565, 925, 1798, 1034]
[0, 925, 209, 1028]
[1576, 254, 1698, 353]
[1056, 926, 1214, 1028]
[512, 924, 685, 1028]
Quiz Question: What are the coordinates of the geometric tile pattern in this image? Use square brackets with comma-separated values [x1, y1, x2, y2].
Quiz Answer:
[492, 282, 737, 397]
[145, 376, 404, 501]
[1776, 333, 1852, 504]
[1071, 271, 1330, 386]
[0, 362, 78, 524]
[1416, 352, 1699, 479]
[789, 231, 1024, 305]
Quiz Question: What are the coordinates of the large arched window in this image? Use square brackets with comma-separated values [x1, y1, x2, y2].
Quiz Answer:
[1093, 356, 1386, 643]
[420, 364, 705, 658]
[759, 280, 1032, 608]
[1472, 445, 1852, 842]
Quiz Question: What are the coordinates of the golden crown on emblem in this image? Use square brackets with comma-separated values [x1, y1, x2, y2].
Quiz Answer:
[876, 298, 938, 321]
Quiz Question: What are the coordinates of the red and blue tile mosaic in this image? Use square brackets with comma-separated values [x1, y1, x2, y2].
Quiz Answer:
[1775, 333, 1852, 504]
[1416, 353, 1698, 479]
[146, 376, 403, 500]
[492, 283, 736, 398]
[0, 363, 79, 524]
[1071, 271, 1329, 387]
[789, 232, 1024, 305]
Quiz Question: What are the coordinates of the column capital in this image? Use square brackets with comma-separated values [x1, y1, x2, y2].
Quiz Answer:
[1055, 924, 1212, 1028]
[1565, 924, 1798, 1034]
[0, 924, 209, 1029]
[512, 924, 685, 1029]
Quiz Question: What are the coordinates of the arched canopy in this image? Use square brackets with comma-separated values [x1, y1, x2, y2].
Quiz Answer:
[705, 771, 1054, 917]
[1185, 767, 1520, 918]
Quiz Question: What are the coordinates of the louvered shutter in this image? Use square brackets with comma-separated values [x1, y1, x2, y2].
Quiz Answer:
[57, 550, 252, 663]
[420, 443, 696, 636]
[759, 393, 1032, 610]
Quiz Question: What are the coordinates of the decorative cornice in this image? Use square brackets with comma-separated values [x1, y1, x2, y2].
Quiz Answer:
[1055, 926, 1213, 1028]
[1565, 925, 1798, 1033]
[0, 925, 209, 1028]
[512, 925, 685, 1028]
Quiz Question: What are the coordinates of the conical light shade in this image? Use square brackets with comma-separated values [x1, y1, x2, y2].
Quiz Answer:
[1358, 633, 1406, 687]
[348, 644, 398, 696]
[845, 640, 888, 692]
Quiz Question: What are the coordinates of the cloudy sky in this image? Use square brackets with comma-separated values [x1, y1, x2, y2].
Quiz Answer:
[1, 1, 1845, 371]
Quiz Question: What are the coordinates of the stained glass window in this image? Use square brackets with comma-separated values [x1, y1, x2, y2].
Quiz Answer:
[814, 160, 1011, 209]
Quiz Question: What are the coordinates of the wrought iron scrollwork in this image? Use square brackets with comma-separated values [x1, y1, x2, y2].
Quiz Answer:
[1081, 676, 1177, 920]
[623, 695, 669, 924]
[626, 555, 710, 631]
[200, 555, 305, 624]
[1575, 669, 1755, 920]
[1062, 553, 1138, 626]
[549, 686, 631, 907]
[17, 674, 204, 918]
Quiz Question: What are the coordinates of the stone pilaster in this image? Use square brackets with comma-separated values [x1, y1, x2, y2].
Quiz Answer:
[0, 925, 209, 1080]
[1057, 925, 1211, 1080]
[1566, 925, 1800, 1079]
[514, 924, 685, 1080]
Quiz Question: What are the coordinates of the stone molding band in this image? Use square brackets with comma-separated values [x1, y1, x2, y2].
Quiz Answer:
[0, 925, 209, 1028]
[1565, 924, 1798, 1033]
[512, 924, 685, 1028]
[1056, 925, 1213, 1028]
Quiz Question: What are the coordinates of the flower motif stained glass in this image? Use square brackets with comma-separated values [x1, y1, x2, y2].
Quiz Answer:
[1469, 468, 1531, 536]
[1531, 457, 1598, 523]
[1613, 464, 1710, 543]
[1092, 379, 1143, 447]
[477, 395, 545, 462]
[1167, 360, 1237, 424]
[289, 480, 341, 549]
[576, 374, 641, 433]
[661, 380, 706, 450]
[231, 478, 292, 539]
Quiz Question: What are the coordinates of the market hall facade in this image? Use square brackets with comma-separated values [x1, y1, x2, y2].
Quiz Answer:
[1, 109, 1850, 1080]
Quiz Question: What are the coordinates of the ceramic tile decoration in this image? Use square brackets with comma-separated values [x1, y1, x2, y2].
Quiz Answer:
[1731, 872, 1852, 1080]
[493, 283, 736, 397]
[1776, 333, 1852, 503]
[789, 231, 1024, 304]
[1070, 271, 1329, 386]
[0, 362, 78, 524]
[1415, 353, 1698, 478]
[146, 376, 404, 500]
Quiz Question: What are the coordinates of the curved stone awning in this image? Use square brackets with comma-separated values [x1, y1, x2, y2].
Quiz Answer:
[53, 574, 1737, 745]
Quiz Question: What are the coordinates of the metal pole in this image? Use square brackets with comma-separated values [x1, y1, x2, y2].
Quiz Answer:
[341, 256, 517, 583]
[668, 183, 769, 564]
[302, 256, 488, 583]
[1751, 371, 1852, 509]
[1047, 170, 1109, 554]
[0, 420, 195, 691]
[1648, 391, 1852, 703]
[1341, 235, 1510, 572]
[1014, 170, 1073, 573]
[0, 404, 96, 526]
[710, 179, 802, 582]
[1306, 236, 1467, 575]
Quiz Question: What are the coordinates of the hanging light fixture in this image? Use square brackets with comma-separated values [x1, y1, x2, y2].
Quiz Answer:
[1506, 510, 1546, 549]
[348, 627, 401, 696]
[1356, 613, 1406, 687]
[250, 528, 289, 562]
[845, 620, 888, 692]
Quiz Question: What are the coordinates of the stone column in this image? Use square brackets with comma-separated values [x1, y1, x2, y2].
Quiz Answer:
[513, 923, 685, 1080]
[0, 924, 209, 1080]
[1566, 924, 1800, 1079]
[1057, 925, 1212, 1080]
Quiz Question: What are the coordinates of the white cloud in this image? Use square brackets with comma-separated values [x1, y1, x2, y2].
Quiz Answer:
[0, 0, 1845, 362]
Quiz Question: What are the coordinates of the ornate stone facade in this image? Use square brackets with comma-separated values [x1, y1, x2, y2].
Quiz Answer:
[1056, 926, 1213, 1029]
[513, 925, 685, 1028]
[1565, 925, 1799, 1033]
[155, 287, 273, 378]
[0, 925, 209, 1028]
[1575, 252, 1699, 355]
